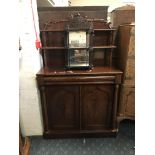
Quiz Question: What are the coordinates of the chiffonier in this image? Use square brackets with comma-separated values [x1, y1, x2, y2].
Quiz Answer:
[36, 7, 123, 138]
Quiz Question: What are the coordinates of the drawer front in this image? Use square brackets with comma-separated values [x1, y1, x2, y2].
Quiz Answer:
[41, 76, 117, 85]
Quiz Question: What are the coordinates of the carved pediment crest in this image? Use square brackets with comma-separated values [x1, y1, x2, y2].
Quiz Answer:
[66, 12, 93, 31]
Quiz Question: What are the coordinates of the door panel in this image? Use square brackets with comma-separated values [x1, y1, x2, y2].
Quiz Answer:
[81, 85, 114, 130]
[44, 85, 79, 130]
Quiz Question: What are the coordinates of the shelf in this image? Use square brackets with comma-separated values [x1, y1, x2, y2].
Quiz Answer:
[93, 46, 116, 49]
[41, 46, 116, 50]
[41, 47, 89, 50]
[40, 29, 65, 32]
[68, 47, 89, 49]
[40, 29, 117, 32]
[37, 66, 123, 76]
[94, 29, 117, 31]
[41, 47, 67, 50]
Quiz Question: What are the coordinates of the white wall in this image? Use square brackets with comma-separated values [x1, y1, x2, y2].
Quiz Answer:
[19, 0, 69, 137]
[70, 0, 134, 12]
[19, 0, 43, 136]
[54, 0, 69, 6]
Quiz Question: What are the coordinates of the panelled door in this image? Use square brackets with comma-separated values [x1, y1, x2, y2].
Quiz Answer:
[42, 85, 80, 131]
[81, 84, 114, 130]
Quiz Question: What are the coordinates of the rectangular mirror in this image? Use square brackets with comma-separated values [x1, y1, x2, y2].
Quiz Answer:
[69, 31, 87, 48]
[67, 49, 90, 68]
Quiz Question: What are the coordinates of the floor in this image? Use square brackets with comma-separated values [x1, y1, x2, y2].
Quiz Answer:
[29, 120, 135, 155]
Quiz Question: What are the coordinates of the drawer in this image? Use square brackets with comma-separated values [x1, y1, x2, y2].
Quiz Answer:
[42, 76, 116, 85]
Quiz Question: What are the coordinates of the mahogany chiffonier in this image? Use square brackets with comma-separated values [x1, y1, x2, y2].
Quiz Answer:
[36, 7, 123, 138]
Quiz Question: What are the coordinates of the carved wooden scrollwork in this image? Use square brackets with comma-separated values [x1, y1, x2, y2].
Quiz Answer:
[65, 12, 93, 31]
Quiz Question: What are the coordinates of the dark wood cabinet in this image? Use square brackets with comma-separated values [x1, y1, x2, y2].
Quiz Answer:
[37, 68, 122, 138]
[36, 7, 123, 138]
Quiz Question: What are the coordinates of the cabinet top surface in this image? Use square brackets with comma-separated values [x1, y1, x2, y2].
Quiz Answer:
[36, 67, 122, 77]
[38, 6, 109, 11]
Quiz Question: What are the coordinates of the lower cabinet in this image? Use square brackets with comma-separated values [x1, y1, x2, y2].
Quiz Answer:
[37, 75, 121, 138]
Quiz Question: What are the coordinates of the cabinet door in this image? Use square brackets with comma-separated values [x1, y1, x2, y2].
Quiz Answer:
[42, 85, 80, 131]
[81, 84, 114, 130]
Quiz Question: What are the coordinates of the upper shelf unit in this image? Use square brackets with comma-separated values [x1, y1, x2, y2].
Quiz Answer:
[40, 29, 116, 48]
[39, 16, 117, 69]
[41, 46, 117, 50]
[40, 29, 117, 32]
